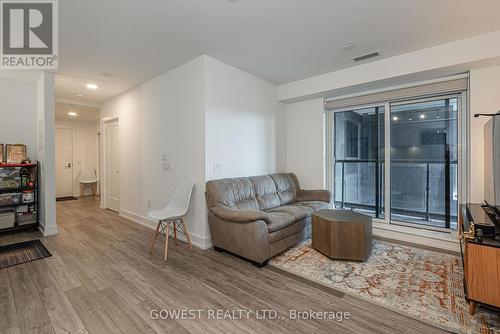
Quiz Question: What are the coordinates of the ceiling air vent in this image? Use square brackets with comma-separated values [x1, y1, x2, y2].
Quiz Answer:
[353, 51, 380, 62]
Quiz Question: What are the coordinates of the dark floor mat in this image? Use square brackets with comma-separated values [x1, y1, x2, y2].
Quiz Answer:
[56, 196, 78, 202]
[0, 239, 51, 269]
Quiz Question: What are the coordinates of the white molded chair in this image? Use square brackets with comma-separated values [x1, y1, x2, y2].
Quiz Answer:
[79, 168, 98, 197]
[148, 182, 194, 261]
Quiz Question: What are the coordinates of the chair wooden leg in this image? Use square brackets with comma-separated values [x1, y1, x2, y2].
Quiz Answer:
[164, 222, 170, 261]
[181, 219, 193, 251]
[173, 221, 178, 245]
[149, 221, 161, 254]
[80, 183, 84, 198]
[91, 183, 97, 196]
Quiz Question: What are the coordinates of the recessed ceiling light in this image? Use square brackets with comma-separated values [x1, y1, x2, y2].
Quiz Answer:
[86, 83, 98, 90]
[68, 112, 77, 116]
[74, 92, 85, 98]
[420, 114, 425, 119]
[392, 116, 399, 121]
[342, 43, 356, 51]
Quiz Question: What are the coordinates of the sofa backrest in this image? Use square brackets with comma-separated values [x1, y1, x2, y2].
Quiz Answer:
[205, 177, 260, 210]
[270, 173, 300, 206]
[205, 173, 300, 211]
[249, 175, 281, 210]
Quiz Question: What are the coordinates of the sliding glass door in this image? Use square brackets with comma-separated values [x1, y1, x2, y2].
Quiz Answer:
[330, 94, 460, 230]
[390, 97, 458, 229]
[333, 106, 384, 218]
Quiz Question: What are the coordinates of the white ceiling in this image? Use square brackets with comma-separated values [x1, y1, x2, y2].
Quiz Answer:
[55, 102, 100, 121]
[55, 73, 134, 104]
[55, 0, 500, 104]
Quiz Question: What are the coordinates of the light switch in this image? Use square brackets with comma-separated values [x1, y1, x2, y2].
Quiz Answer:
[213, 163, 222, 173]
[162, 161, 171, 171]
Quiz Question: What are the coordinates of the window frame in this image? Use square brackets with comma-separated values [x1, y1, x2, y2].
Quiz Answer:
[325, 90, 467, 234]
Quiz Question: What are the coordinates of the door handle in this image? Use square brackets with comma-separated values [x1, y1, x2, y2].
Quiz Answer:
[65, 162, 72, 169]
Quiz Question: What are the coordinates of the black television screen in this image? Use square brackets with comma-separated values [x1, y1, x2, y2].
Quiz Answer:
[484, 117, 500, 206]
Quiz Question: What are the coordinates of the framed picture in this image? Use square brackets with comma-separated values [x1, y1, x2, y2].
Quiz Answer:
[6, 144, 26, 164]
[0, 144, 3, 164]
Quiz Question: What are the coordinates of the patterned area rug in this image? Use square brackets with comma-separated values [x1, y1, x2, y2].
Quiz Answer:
[0, 239, 51, 269]
[270, 239, 499, 334]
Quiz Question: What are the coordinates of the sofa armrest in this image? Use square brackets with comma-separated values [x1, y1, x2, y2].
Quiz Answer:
[208, 212, 270, 264]
[211, 207, 270, 224]
[297, 189, 332, 203]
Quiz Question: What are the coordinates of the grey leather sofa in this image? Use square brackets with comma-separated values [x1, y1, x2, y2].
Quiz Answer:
[205, 173, 331, 267]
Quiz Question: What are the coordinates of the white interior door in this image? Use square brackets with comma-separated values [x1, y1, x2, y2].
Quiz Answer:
[106, 120, 120, 212]
[55, 128, 73, 198]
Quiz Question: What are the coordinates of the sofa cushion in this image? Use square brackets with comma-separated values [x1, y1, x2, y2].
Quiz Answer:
[206, 177, 259, 210]
[292, 201, 329, 212]
[269, 217, 310, 244]
[249, 175, 281, 210]
[266, 212, 295, 233]
[268, 205, 313, 221]
[270, 173, 300, 206]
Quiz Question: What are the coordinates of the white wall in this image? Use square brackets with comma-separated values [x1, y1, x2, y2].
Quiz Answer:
[0, 78, 37, 159]
[140, 58, 206, 243]
[100, 56, 286, 248]
[55, 119, 100, 197]
[36, 72, 57, 236]
[285, 98, 324, 189]
[469, 65, 500, 203]
[205, 57, 286, 180]
[101, 57, 208, 247]
[0, 72, 56, 236]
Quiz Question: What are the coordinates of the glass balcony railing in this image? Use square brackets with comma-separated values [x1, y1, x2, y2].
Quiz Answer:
[334, 160, 458, 229]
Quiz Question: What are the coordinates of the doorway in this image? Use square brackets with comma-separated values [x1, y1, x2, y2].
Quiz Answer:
[55, 127, 74, 198]
[103, 118, 120, 212]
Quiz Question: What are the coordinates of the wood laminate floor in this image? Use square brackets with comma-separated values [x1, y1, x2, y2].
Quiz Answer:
[0, 197, 449, 334]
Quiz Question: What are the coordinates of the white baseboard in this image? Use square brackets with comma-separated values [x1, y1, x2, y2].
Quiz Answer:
[373, 222, 460, 253]
[119, 209, 213, 250]
[39, 223, 58, 236]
